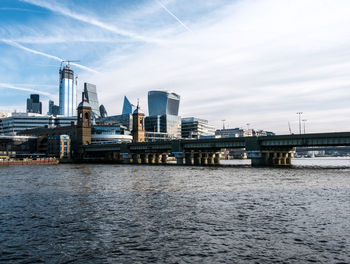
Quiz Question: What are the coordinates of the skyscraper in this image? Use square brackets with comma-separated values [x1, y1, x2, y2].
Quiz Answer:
[48, 100, 60, 116]
[83, 83, 100, 119]
[26, 94, 42, 114]
[148, 91, 180, 116]
[59, 63, 76, 117]
[122, 96, 136, 115]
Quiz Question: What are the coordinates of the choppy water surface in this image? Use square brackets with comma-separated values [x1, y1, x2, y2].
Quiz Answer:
[1, 159, 350, 263]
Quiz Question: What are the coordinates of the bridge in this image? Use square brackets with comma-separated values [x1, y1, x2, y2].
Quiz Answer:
[83, 132, 350, 167]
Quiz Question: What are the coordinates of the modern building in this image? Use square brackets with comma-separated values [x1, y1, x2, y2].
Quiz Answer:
[148, 91, 180, 116]
[0, 112, 76, 135]
[48, 100, 60, 116]
[59, 63, 76, 116]
[91, 125, 132, 144]
[83, 83, 100, 119]
[97, 114, 133, 130]
[145, 114, 181, 139]
[27, 94, 42, 114]
[99, 104, 107, 118]
[181, 117, 215, 139]
[122, 96, 136, 115]
[47, 134, 71, 159]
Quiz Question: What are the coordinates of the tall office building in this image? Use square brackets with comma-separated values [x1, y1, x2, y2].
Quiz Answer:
[148, 91, 180, 116]
[99, 105, 107, 118]
[181, 117, 215, 139]
[122, 96, 136, 115]
[48, 100, 60, 116]
[83, 83, 100, 119]
[26, 94, 42, 114]
[59, 63, 76, 117]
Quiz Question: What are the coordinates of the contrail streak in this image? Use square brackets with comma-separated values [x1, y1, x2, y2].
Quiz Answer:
[0, 83, 53, 97]
[157, 1, 192, 32]
[1, 39, 99, 73]
[20, 0, 162, 44]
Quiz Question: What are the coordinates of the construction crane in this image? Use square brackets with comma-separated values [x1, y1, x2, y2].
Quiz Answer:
[60, 60, 80, 70]
[288, 122, 292, 134]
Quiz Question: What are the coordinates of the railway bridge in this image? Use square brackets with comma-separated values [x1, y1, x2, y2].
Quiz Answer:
[83, 132, 350, 167]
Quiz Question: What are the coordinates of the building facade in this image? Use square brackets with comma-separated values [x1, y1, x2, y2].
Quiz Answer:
[59, 64, 76, 116]
[122, 96, 136, 115]
[27, 94, 42, 114]
[148, 91, 180, 116]
[83, 83, 100, 119]
[181, 117, 215, 139]
[145, 114, 181, 139]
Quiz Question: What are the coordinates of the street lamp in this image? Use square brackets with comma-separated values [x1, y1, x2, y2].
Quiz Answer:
[296, 112, 303, 135]
[302, 119, 307, 134]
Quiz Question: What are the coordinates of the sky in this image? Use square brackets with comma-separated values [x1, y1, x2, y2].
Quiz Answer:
[1, 0, 350, 134]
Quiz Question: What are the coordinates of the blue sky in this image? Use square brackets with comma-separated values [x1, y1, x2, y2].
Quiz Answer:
[1, 0, 350, 133]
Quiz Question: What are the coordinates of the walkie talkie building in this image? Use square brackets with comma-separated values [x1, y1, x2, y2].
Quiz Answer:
[148, 91, 180, 116]
[59, 64, 77, 116]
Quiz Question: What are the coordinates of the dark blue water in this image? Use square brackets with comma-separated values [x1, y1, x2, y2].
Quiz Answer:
[1, 161, 350, 263]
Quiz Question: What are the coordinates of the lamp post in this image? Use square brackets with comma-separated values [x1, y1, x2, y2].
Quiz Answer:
[302, 119, 307, 134]
[296, 112, 303, 135]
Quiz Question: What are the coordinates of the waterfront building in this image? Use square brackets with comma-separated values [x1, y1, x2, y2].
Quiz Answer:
[145, 114, 181, 139]
[215, 128, 275, 138]
[47, 134, 71, 159]
[59, 63, 76, 116]
[83, 83, 100, 119]
[76, 98, 92, 147]
[145, 131, 173, 142]
[122, 96, 136, 115]
[0, 135, 37, 157]
[26, 94, 42, 114]
[0, 112, 76, 135]
[91, 125, 132, 144]
[181, 117, 215, 139]
[148, 91, 180, 116]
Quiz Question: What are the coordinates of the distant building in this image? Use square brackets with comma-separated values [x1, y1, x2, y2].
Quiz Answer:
[48, 100, 60, 116]
[97, 114, 133, 130]
[215, 128, 275, 138]
[99, 104, 107, 118]
[47, 134, 71, 159]
[145, 114, 181, 139]
[83, 83, 100, 119]
[91, 125, 132, 144]
[26, 94, 42, 114]
[181, 117, 215, 139]
[122, 96, 136, 115]
[0, 112, 76, 135]
[59, 63, 76, 116]
[148, 91, 180, 116]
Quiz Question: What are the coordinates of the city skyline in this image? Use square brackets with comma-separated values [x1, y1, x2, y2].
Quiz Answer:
[1, 0, 350, 134]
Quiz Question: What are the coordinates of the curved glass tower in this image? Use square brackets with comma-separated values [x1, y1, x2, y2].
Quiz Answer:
[148, 91, 180, 116]
[59, 64, 76, 116]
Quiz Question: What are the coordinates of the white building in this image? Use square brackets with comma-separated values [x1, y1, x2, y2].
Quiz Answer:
[181, 117, 215, 139]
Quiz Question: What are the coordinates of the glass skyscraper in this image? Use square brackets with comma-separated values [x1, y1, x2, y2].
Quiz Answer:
[148, 91, 180, 116]
[26, 94, 42, 114]
[83, 83, 100, 119]
[122, 96, 136, 115]
[59, 64, 76, 117]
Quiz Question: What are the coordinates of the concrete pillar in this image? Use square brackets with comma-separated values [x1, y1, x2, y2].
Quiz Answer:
[185, 152, 192, 165]
[141, 153, 148, 164]
[132, 154, 141, 164]
[155, 153, 161, 164]
[161, 154, 168, 164]
[214, 153, 220, 165]
[207, 153, 215, 165]
[201, 152, 208, 165]
[286, 153, 292, 165]
[174, 152, 184, 165]
[193, 152, 201, 165]
[148, 153, 155, 164]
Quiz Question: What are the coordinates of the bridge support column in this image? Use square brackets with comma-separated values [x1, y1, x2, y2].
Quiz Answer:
[173, 152, 184, 165]
[193, 152, 201, 165]
[141, 153, 148, 164]
[155, 153, 161, 164]
[185, 152, 192, 165]
[161, 154, 168, 164]
[148, 154, 155, 164]
[214, 153, 220, 165]
[201, 152, 208, 165]
[249, 148, 295, 167]
[207, 153, 215, 165]
[132, 154, 141, 164]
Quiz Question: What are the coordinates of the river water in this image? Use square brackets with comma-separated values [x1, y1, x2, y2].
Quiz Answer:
[1, 158, 349, 263]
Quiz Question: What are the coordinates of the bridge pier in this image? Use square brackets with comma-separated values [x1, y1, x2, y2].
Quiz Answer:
[141, 153, 148, 164]
[161, 154, 168, 164]
[193, 152, 201, 165]
[185, 152, 192, 165]
[201, 152, 208, 165]
[250, 148, 295, 167]
[132, 153, 141, 164]
[207, 153, 215, 165]
[174, 152, 184, 165]
[154, 153, 161, 164]
[214, 153, 220, 165]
